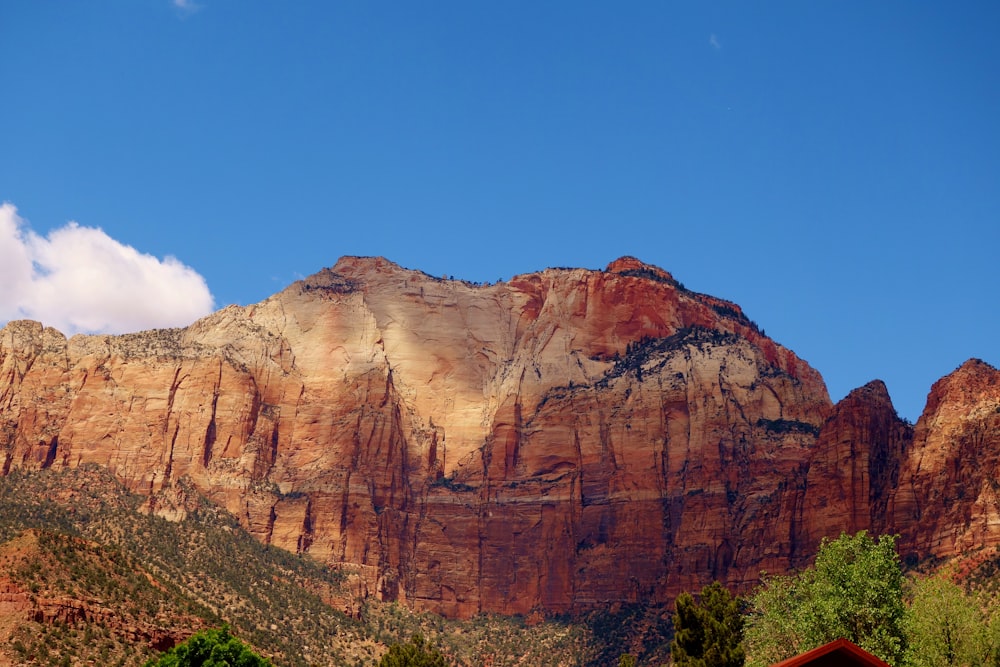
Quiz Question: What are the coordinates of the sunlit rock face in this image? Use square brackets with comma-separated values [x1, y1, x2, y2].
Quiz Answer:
[0, 256, 993, 617]
[889, 359, 1000, 561]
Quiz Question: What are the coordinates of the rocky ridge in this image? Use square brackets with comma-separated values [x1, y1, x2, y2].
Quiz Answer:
[0, 528, 200, 661]
[0, 256, 997, 618]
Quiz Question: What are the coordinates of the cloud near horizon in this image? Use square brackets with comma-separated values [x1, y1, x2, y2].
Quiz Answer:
[0, 202, 215, 335]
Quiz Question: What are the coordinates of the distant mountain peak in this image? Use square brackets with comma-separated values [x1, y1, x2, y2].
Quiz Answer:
[604, 256, 678, 284]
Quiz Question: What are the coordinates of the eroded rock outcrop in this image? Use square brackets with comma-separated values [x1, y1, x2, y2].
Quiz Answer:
[797, 380, 913, 557]
[891, 359, 1000, 560]
[0, 256, 995, 617]
[0, 529, 201, 655]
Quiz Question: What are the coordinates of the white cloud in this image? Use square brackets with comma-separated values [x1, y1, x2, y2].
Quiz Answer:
[709, 34, 722, 50]
[0, 203, 215, 335]
[173, 0, 202, 15]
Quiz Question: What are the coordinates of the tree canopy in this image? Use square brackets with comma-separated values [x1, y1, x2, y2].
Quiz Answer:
[671, 580, 745, 667]
[743, 531, 906, 667]
[617, 654, 637, 667]
[378, 633, 449, 667]
[144, 626, 272, 667]
[906, 573, 997, 667]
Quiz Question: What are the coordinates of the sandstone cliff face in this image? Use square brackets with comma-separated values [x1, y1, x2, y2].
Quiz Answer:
[0, 256, 994, 617]
[796, 380, 913, 557]
[890, 359, 1000, 560]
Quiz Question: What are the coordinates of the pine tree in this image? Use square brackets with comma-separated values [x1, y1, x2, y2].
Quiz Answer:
[671, 581, 745, 667]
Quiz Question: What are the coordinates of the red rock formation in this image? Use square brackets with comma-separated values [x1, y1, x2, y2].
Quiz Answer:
[0, 256, 995, 618]
[796, 380, 912, 560]
[0, 530, 200, 653]
[789, 359, 1000, 569]
[890, 359, 1000, 560]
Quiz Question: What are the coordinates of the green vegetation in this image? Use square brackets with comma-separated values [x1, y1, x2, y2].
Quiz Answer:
[377, 634, 447, 667]
[0, 465, 670, 666]
[671, 582, 745, 667]
[144, 626, 272, 666]
[0, 466, 356, 666]
[359, 600, 662, 667]
[667, 533, 1000, 667]
[0, 467, 364, 667]
[428, 474, 475, 492]
[743, 531, 907, 667]
[21, 466, 1000, 667]
[580, 602, 673, 666]
[615, 267, 686, 290]
[707, 303, 762, 334]
[598, 327, 744, 387]
[754, 418, 821, 437]
[904, 573, 1000, 667]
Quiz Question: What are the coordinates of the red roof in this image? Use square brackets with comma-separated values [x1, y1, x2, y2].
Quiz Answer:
[770, 638, 892, 667]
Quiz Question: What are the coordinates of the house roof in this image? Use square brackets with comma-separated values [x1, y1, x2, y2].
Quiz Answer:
[770, 638, 892, 667]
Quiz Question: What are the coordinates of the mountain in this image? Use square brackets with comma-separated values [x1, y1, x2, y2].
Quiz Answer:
[1, 256, 998, 621]
[0, 465, 622, 667]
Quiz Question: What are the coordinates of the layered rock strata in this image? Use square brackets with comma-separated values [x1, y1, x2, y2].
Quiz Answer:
[0, 256, 996, 616]
[890, 359, 1000, 560]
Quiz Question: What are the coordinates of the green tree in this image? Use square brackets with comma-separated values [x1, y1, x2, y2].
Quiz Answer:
[906, 574, 989, 667]
[144, 626, 272, 667]
[671, 581, 745, 667]
[986, 606, 1000, 667]
[378, 633, 448, 667]
[744, 531, 906, 667]
[618, 654, 637, 667]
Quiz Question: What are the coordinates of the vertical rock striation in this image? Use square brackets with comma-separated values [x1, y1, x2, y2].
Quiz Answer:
[797, 380, 912, 558]
[891, 359, 1000, 560]
[0, 256, 996, 617]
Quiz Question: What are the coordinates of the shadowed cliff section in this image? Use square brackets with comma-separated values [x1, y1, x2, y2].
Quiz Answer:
[794, 380, 914, 564]
[0, 256, 997, 618]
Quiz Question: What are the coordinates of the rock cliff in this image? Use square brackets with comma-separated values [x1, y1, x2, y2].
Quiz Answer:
[797, 380, 913, 554]
[0, 256, 996, 617]
[891, 359, 1000, 560]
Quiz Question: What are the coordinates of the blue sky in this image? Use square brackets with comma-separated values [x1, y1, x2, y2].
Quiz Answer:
[1, 1, 997, 422]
